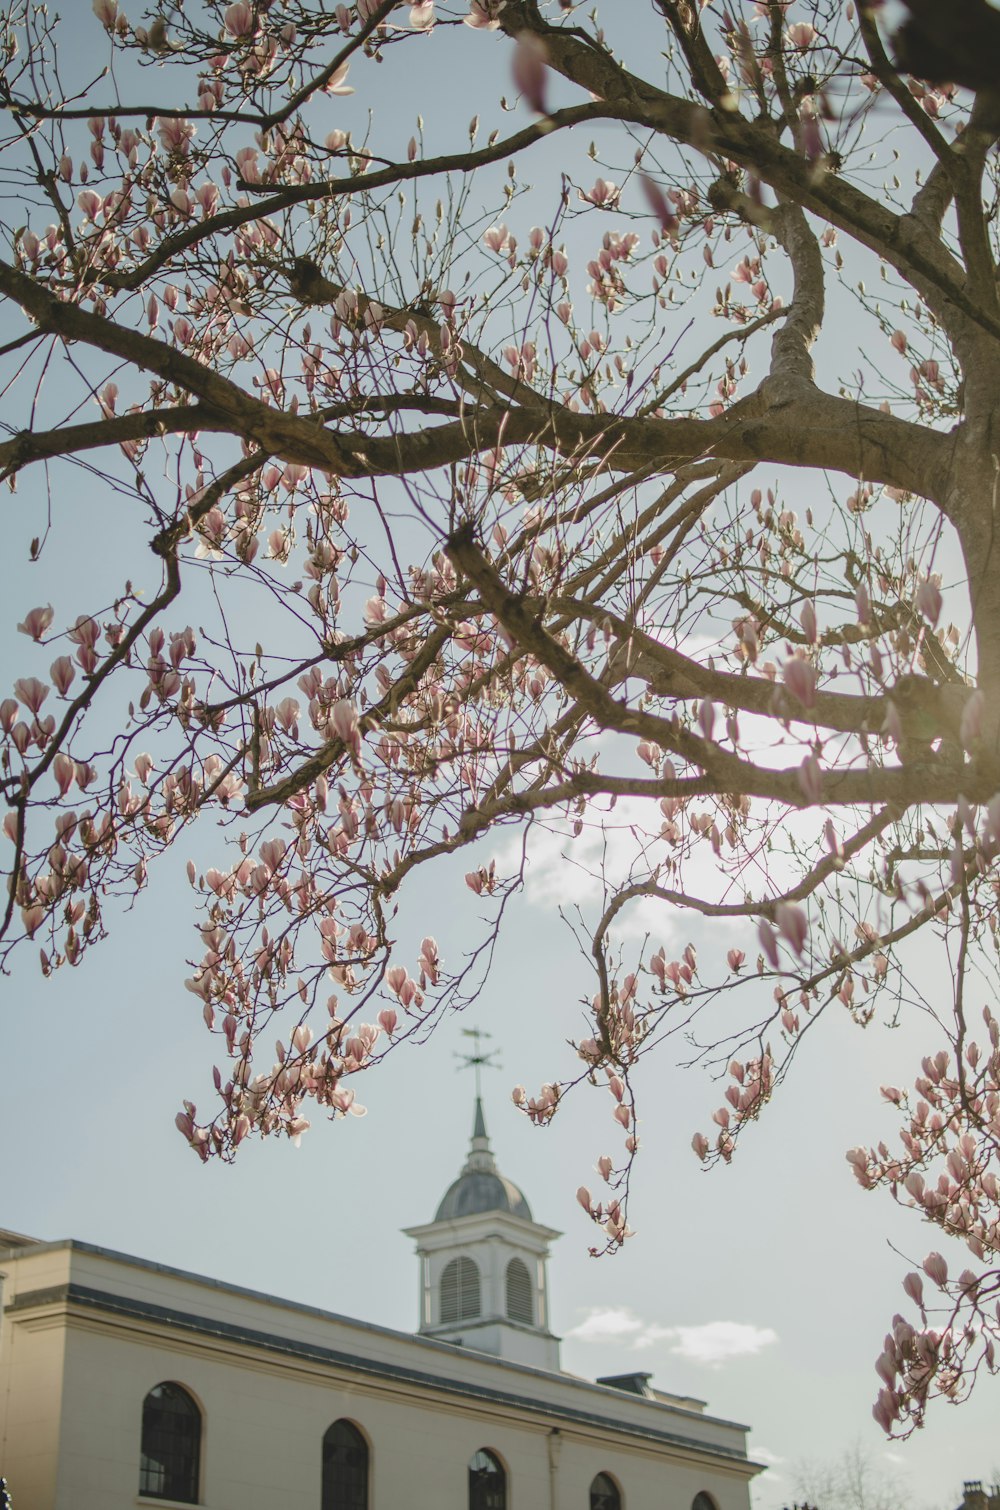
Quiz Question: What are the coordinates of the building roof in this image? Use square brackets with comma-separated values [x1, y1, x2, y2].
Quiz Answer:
[433, 1098, 533, 1222]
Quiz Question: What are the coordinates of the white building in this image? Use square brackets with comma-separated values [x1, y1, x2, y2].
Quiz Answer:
[0, 1100, 762, 1510]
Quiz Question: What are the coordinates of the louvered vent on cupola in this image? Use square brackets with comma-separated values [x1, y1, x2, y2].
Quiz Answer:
[440, 1256, 481, 1323]
[505, 1258, 533, 1324]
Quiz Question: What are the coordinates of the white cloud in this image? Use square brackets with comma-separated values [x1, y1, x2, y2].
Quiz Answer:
[750, 1446, 785, 1468]
[494, 798, 737, 943]
[652, 1320, 778, 1366]
[564, 1306, 645, 1343]
[566, 1308, 778, 1367]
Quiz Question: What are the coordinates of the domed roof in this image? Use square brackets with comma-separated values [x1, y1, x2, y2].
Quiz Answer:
[433, 1099, 533, 1223]
[435, 1169, 532, 1222]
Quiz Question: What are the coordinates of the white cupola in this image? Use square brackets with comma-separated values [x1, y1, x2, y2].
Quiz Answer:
[403, 1098, 561, 1371]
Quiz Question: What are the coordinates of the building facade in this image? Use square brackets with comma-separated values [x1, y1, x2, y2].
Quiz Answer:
[0, 1103, 762, 1509]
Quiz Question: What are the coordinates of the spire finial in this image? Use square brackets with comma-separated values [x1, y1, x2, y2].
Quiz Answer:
[455, 1026, 501, 1100]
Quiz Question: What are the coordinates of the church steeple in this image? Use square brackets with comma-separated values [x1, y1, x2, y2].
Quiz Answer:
[403, 1096, 561, 1371]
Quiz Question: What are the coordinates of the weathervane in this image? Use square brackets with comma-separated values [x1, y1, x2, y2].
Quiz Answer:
[455, 1027, 501, 1099]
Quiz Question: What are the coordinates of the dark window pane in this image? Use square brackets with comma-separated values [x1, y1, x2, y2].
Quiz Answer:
[139, 1382, 200, 1503]
[693, 1494, 718, 1510]
[469, 1448, 506, 1510]
[505, 1259, 533, 1324]
[441, 1256, 481, 1323]
[322, 1419, 369, 1510]
[591, 1472, 622, 1510]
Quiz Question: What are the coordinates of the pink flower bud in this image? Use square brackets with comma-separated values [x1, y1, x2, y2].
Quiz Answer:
[758, 918, 779, 968]
[512, 32, 548, 115]
[775, 901, 808, 957]
[922, 1252, 948, 1286]
[916, 579, 942, 626]
[799, 601, 818, 643]
[53, 753, 75, 797]
[783, 656, 816, 708]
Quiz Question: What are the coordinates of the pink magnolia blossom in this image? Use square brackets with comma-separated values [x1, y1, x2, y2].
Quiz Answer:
[464, 0, 505, 28]
[49, 656, 75, 696]
[324, 63, 354, 95]
[639, 174, 679, 235]
[17, 605, 54, 641]
[512, 33, 548, 114]
[483, 224, 510, 253]
[758, 918, 779, 968]
[224, 2, 256, 37]
[331, 698, 360, 750]
[799, 601, 818, 643]
[902, 1272, 925, 1309]
[580, 179, 619, 209]
[418, 936, 439, 984]
[775, 901, 808, 958]
[915, 578, 942, 626]
[77, 190, 102, 222]
[53, 753, 75, 797]
[14, 677, 48, 715]
[783, 656, 817, 708]
[922, 1251, 948, 1286]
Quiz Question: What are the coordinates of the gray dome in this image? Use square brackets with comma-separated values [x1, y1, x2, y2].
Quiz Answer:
[435, 1170, 532, 1222]
[433, 1098, 533, 1223]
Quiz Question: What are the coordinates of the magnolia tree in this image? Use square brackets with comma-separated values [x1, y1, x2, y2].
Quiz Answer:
[4, 0, 1000, 1434]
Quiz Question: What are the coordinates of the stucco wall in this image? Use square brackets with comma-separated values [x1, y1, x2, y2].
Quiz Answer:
[0, 1245, 71, 1508]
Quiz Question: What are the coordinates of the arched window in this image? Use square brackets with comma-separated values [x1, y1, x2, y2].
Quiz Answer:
[591, 1471, 622, 1510]
[469, 1448, 506, 1510]
[322, 1419, 369, 1510]
[440, 1255, 481, 1323]
[139, 1382, 201, 1503]
[505, 1258, 533, 1324]
[692, 1494, 718, 1510]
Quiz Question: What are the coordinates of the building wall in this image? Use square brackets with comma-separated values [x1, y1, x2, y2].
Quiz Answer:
[0, 1242, 760, 1510]
[0, 1243, 71, 1509]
